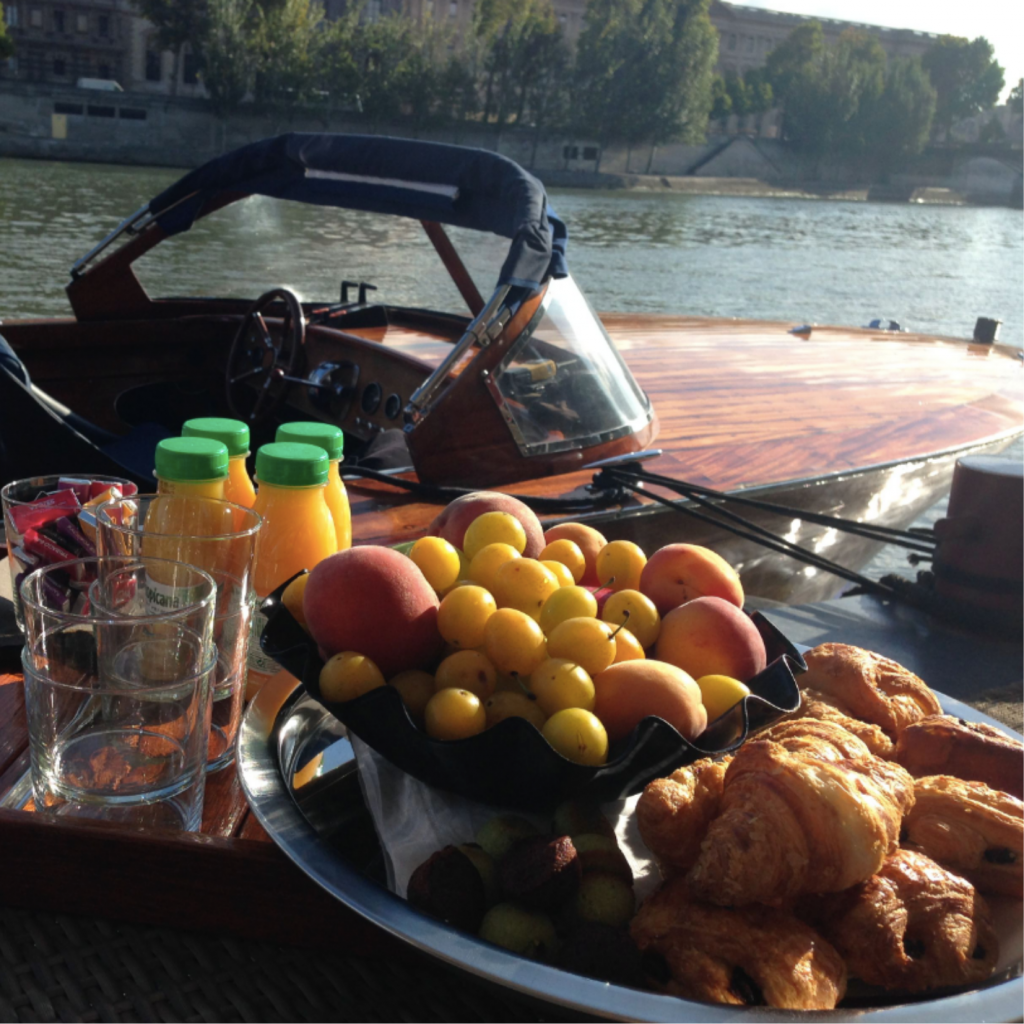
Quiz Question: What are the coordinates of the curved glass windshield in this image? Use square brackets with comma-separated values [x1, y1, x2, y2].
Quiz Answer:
[487, 276, 653, 456]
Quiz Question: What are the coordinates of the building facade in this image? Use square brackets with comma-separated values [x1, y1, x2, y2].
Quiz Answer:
[0, 0, 940, 96]
[707, 1, 937, 78]
[1, 0, 133, 86]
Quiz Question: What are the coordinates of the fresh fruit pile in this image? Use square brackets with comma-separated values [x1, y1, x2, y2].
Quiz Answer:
[291, 491, 770, 765]
[407, 801, 644, 985]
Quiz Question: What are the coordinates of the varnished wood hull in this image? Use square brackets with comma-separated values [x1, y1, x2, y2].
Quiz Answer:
[4, 309, 1022, 604]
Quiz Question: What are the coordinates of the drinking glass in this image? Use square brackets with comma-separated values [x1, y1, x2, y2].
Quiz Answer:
[20, 557, 217, 831]
[2, 473, 134, 632]
[94, 495, 261, 772]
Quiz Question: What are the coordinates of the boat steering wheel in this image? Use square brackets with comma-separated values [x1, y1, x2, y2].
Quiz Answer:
[225, 288, 305, 423]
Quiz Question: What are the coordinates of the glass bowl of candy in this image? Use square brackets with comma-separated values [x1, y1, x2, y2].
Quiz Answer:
[2, 474, 138, 630]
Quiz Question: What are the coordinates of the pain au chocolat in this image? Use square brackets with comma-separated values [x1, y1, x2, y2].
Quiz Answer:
[800, 643, 942, 739]
[902, 775, 1023, 898]
[895, 714, 1024, 800]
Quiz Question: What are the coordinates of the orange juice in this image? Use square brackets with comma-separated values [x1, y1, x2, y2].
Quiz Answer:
[182, 417, 256, 513]
[275, 422, 351, 550]
[144, 437, 233, 606]
[247, 442, 337, 696]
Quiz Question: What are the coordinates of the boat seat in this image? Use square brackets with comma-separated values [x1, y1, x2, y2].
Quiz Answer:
[0, 333, 160, 490]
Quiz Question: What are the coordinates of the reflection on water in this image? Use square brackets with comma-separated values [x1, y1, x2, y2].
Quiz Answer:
[0, 157, 1021, 347]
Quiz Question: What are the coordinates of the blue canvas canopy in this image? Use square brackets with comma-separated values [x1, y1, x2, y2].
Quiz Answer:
[148, 133, 568, 291]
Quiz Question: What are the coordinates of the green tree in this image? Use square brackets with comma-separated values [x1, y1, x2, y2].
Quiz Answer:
[1010, 79, 1023, 115]
[131, 0, 210, 94]
[0, 3, 15, 61]
[922, 36, 1004, 140]
[475, 0, 562, 127]
[775, 29, 886, 158]
[724, 70, 750, 116]
[318, 6, 362, 116]
[202, 0, 255, 116]
[251, 0, 325, 113]
[354, 14, 417, 129]
[763, 19, 824, 103]
[710, 75, 732, 121]
[743, 67, 774, 115]
[864, 57, 936, 171]
[574, 0, 717, 167]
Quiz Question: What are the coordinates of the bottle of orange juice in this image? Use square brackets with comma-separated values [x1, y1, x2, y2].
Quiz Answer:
[181, 418, 256, 511]
[247, 442, 337, 697]
[275, 422, 351, 550]
[143, 438, 234, 611]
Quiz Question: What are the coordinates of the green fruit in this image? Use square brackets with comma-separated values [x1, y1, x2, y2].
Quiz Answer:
[479, 903, 558, 961]
[475, 815, 540, 861]
[458, 843, 498, 906]
[551, 800, 616, 841]
[574, 872, 635, 929]
[572, 834, 633, 884]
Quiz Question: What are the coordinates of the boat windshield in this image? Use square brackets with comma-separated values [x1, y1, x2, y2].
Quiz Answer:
[487, 276, 653, 456]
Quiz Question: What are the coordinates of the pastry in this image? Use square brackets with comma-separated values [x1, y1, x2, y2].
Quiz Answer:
[895, 714, 1023, 799]
[760, 717, 874, 761]
[636, 757, 729, 877]
[903, 775, 1023, 898]
[686, 738, 915, 906]
[801, 644, 942, 738]
[792, 689, 896, 758]
[808, 848, 999, 992]
[630, 875, 847, 1010]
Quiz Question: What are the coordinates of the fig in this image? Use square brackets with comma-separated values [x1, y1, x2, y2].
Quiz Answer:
[497, 834, 581, 911]
[407, 845, 486, 932]
[458, 843, 498, 906]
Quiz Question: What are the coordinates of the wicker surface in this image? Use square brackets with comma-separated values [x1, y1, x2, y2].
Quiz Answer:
[0, 906, 579, 1023]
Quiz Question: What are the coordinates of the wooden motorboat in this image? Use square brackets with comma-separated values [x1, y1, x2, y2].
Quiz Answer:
[1, 133, 1021, 604]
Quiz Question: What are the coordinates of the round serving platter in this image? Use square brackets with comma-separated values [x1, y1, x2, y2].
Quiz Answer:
[237, 671, 1024, 1023]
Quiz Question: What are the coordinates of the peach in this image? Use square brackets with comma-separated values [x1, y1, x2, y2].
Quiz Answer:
[592, 659, 707, 742]
[639, 543, 743, 614]
[304, 546, 443, 677]
[542, 522, 608, 588]
[654, 596, 766, 683]
[428, 491, 545, 558]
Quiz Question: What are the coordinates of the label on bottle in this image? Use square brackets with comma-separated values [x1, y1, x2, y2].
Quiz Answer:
[246, 610, 281, 676]
[144, 574, 207, 613]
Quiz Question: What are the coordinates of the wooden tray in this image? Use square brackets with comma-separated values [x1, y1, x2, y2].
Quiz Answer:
[0, 661, 398, 954]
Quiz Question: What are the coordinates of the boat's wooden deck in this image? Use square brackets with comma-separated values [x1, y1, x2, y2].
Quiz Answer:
[345, 318, 1023, 546]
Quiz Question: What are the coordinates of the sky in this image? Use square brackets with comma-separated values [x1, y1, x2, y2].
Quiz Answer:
[737, 0, 1022, 100]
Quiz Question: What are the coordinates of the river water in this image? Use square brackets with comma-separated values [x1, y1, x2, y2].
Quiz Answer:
[0, 156, 1021, 580]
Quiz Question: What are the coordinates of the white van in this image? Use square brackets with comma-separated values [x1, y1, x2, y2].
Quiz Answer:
[76, 78, 124, 92]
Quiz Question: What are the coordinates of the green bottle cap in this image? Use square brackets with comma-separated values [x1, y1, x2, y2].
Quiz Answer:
[276, 421, 344, 461]
[255, 442, 329, 488]
[182, 417, 250, 458]
[155, 437, 229, 482]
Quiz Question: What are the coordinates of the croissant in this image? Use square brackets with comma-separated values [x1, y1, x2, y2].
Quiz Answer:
[687, 738, 915, 906]
[807, 848, 998, 992]
[637, 720, 874, 878]
[895, 714, 1023, 799]
[793, 689, 896, 758]
[801, 643, 942, 738]
[636, 757, 729, 878]
[630, 875, 847, 1010]
[903, 775, 1023, 898]
[761, 717, 873, 761]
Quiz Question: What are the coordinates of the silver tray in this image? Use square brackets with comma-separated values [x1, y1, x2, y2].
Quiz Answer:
[237, 671, 1024, 1022]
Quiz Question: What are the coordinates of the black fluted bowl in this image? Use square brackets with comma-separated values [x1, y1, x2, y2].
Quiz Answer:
[260, 574, 805, 810]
